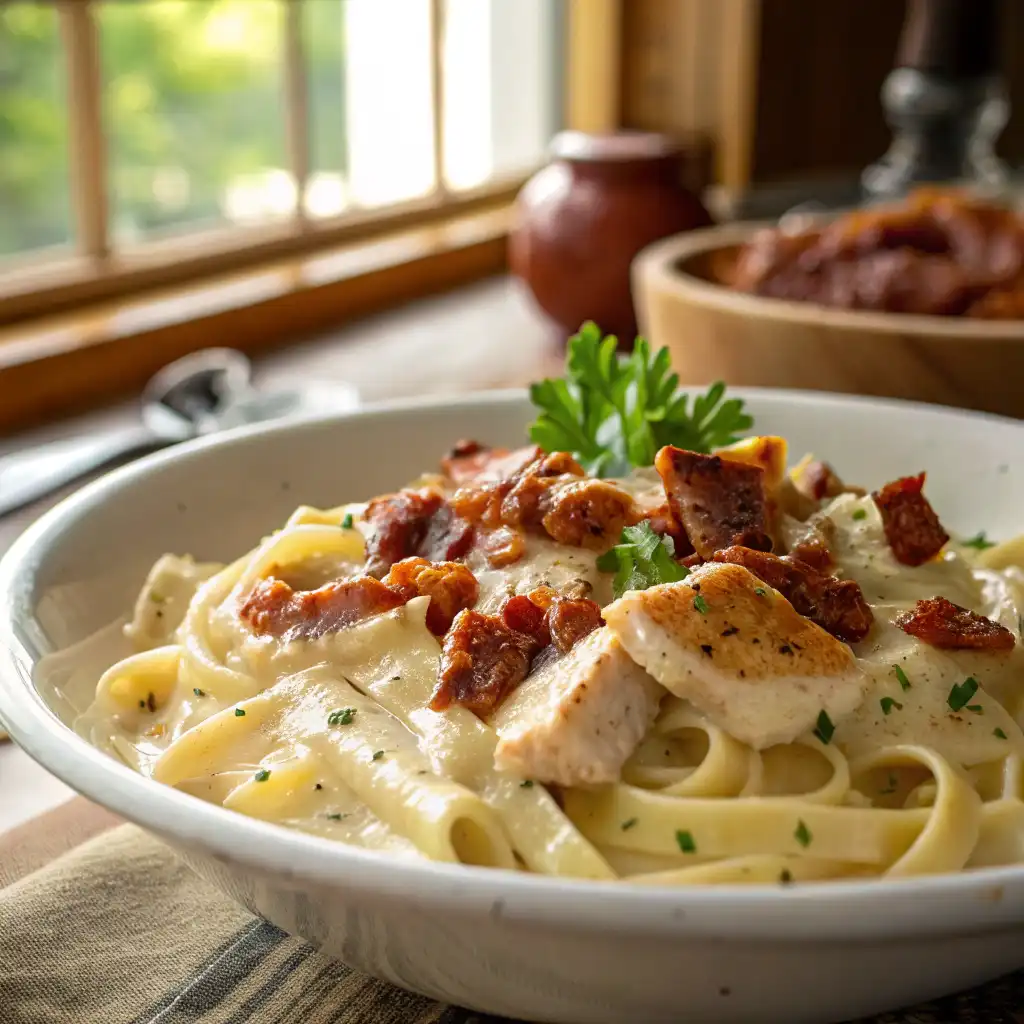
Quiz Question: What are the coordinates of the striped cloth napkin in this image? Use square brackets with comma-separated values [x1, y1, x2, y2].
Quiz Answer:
[2, 798, 1024, 1024]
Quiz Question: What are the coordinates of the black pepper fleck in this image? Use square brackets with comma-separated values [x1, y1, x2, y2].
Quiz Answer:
[779, 644, 794, 656]
[720, 626, 739, 637]
[700, 644, 713, 657]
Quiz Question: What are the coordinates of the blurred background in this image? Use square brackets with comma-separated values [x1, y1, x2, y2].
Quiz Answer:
[1, 0, 1023, 448]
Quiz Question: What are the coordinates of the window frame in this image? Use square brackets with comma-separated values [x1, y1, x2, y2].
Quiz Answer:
[1, 0, 622, 326]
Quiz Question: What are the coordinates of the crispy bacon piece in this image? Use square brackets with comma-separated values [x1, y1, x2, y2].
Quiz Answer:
[712, 546, 874, 643]
[639, 501, 693, 554]
[363, 489, 473, 577]
[655, 446, 773, 558]
[792, 459, 865, 503]
[501, 594, 551, 647]
[541, 479, 635, 549]
[872, 473, 949, 567]
[241, 577, 405, 642]
[442, 440, 505, 484]
[382, 557, 479, 635]
[481, 527, 527, 568]
[895, 597, 1015, 651]
[547, 595, 603, 652]
[432, 610, 540, 716]
[453, 449, 634, 552]
[786, 515, 837, 572]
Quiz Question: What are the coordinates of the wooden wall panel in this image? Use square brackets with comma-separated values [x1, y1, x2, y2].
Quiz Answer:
[622, 0, 1024, 190]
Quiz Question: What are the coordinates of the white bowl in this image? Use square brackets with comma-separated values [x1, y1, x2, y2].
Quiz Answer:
[3, 390, 1024, 1024]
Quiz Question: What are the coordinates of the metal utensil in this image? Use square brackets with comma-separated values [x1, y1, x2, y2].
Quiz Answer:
[0, 349, 357, 517]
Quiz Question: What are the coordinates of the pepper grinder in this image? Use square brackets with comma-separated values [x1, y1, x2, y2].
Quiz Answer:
[862, 0, 1010, 199]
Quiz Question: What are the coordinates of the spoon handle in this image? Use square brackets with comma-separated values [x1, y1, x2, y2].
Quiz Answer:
[0, 425, 167, 518]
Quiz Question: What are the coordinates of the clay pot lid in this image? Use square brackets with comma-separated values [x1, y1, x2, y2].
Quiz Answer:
[550, 130, 686, 164]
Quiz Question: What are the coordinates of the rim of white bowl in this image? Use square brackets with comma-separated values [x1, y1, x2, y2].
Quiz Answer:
[3, 387, 1024, 944]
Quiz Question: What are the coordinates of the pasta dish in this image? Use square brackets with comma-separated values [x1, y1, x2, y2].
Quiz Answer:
[81, 325, 1024, 886]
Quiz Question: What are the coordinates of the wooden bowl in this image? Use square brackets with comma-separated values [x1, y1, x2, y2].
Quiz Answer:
[632, 222, 1024, 418]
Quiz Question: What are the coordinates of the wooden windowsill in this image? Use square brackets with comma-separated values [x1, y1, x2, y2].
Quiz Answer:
[0, 203, 514, 435]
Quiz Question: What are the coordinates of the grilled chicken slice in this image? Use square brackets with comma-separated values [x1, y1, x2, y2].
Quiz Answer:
[602, 562, 869, 749]
[492, 626, 663, 786]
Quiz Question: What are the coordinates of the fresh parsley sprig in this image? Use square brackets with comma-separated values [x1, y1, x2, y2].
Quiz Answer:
[528, 321, 753, 477]
[596, 521, 689, 599]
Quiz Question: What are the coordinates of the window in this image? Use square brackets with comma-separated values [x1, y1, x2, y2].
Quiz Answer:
[0, 0, 564, 321]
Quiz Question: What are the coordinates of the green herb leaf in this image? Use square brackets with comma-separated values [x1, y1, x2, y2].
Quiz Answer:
[597, 521, 689, 599]
[794, 820, 812, 847]
[326, 812, 346, 821]
[947, 677, 979, 713]
[328, 707, 356, 726]
[520, 780, 534, 788]
[372, 750, 385, 761]
[892, 665, 911, 691]
[812, 709, 834, 745]
[693, 594, 709, 614]
[675, 829, 697, 854]
[779, 868, 793, 884]
[528, 321, 753, 476]
[995, 727, 1008, 740]
[621, 817, 638, 831]
[966, 704, 983, 714]
[754, 587, 767, 597]
[879, 697, 903, 716]
[851, 509, 867, 521]
[254, 769, 271, 782]
[192, 687, 205, 698]
[962, 531, 996, 551]
[234, 708, 246, 717]
[341, 512, 354, 529]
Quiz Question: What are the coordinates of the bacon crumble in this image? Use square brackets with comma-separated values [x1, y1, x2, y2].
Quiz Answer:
[895, 597, 1015, 651]
[712, 546, 874, 643]
[382, 557, 479, 636]
[363, 489, 473, 577]
[655, 446, 773, 559]
[481, 526, 527, 568]
[872, 473, 949, 567]
[240, 577, 405, 642]
[441, 440, 509, 484]
[432, 609, 540, 716]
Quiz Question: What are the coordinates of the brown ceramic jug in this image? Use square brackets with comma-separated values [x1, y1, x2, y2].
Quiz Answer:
[509, 130, 713, 347]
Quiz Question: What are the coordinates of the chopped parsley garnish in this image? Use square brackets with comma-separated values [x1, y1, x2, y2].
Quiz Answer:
[794, 820, 812, 847]
[995, 727, 1009, 740]
[754, 587, 767, 597]
[138, 700, 145, 709]
[597, 521, 689, 599]
[812, 710, 834, 745]
[254, 769, 271, 782]
[675, 830, 697, 854]
[693, 594, 709, 614]
[234, 708, 246, 717]
[966, 704, 983, 714]
[947, 677, 979, 713]
[528, 321, 752, 476]
[520, 780, 534, 788]
[621, 817, 638, 831]
[192, 687, 205, 698]
[372, 750, 385, 761]
[962, 531, 996, 551]
[879, 697, 903, 716]
[326, 812, 346, 821]
[892, 665, 911, 691]
[328, 707, 356, 726]
[779, 868, 793, 884]
[851, 509, 867, 521]
[341, 512, 354, 529]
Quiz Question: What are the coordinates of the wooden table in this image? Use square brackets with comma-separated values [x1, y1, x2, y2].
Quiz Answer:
[0, 275, 557, 835]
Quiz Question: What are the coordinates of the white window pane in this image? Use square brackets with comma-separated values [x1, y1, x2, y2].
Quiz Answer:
[344, 0, 434, 208]
[443, 0, 561, 191]
[0, 4, 72, 261]
[100, 0, 290, 243]
[304, 0, 348, 220]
